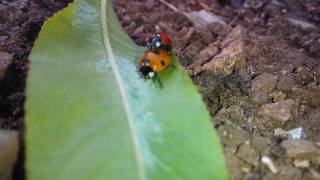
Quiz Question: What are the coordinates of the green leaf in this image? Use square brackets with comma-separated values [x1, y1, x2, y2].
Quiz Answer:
[25, 0, 228, 179]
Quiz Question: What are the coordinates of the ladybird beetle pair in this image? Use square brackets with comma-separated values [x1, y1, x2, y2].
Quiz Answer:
[139, 33, 173, 88]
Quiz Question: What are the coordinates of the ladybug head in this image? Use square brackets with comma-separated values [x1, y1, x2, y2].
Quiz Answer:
[139, 59, 155, 79]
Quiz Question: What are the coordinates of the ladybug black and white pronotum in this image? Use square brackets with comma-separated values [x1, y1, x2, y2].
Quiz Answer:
[147, 33, 172, 53]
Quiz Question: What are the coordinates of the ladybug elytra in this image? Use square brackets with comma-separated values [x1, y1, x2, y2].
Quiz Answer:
[139, 49, 173, 87]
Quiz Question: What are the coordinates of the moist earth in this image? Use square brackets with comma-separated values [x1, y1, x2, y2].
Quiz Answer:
[1, 0, 320, 179]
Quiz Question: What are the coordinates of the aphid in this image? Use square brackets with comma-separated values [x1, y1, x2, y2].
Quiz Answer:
[139, 49, 173, 88]
[147, 33, 172, 53]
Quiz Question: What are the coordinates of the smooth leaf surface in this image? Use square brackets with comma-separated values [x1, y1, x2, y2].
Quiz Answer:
[26, 0, 228, 179]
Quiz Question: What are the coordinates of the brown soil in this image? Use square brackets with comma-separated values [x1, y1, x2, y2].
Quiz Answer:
[0, 0, 319, 179]
[115, 0, 320, 179]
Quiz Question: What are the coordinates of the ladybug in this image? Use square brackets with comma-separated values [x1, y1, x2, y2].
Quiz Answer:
[147, 33, 172, 53]
[139, 49, 173, 87]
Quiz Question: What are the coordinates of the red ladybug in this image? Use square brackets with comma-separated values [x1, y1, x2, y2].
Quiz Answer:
[147, 33, 172, 53]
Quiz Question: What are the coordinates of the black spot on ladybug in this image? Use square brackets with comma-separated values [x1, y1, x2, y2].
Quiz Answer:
[161, 60, 165, 66]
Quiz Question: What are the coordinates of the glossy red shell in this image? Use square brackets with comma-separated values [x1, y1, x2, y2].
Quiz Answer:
[159, 33, 172, 46]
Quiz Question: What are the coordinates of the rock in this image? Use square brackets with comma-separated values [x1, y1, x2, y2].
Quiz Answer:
[291, 87, 317, 105]
[121, 15, 132, 25]
[301, 108, 320, 141]
[252, 73, 277, 93]
[251, 91, 270, 105]
[0, 130, 19, 180]
[293, 160, 309, 168]
[258, 99, 298, 123]
[274, 128, 286, 137]
[304, 87, 320, 107]
[185, 10, 227, 30]
[281, 139, 320, 159]
[206, 22, 228, 36]
[200, 29, 214, 45]
[217, 124, 249, 151]
[261, 156, 278, 174]
[185, 28, 201, 44]
[294, 66, 314, 86]
[309, 169, 320, 180]
[264, 166, 302, 180]
[277, 76, 297, 92]
[270, 90, 286, 102]
[286, 127, 304, 140]
[274, 127, 305, 140]
[221, 25, 247, 48]
[287, 18, 317, 32]
[213, 107, 229, 124]
[202, 39, 246, 75]
[236, 142, 259, 167]
[0, 52, 13, 80]
[226, 105, 243, 123]
[239, 65, 255, 82]
[239, 68, 251, 82]
[202, 25, 247, 75]
[190, 65, 202, 76]
[193, 44, 219, 65]
[292, 86, 320, 107]
[224, 148, 248, 180]
[251, 136, 271, 155]
[183, 39, 206, 60]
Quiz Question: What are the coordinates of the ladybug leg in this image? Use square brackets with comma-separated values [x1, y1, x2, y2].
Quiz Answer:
[165, 46, 172, 54]
[153, 73, 163, 89]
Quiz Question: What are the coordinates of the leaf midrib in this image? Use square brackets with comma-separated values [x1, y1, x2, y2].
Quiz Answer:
[100, 0, 146, 180]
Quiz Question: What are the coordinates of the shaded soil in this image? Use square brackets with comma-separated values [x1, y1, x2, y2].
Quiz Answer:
[0, 0, 319, 179]
[0, 0, 71, 130]
[0, 0, 71, 179]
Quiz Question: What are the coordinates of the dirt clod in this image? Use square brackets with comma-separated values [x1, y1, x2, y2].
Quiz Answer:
[252, 73, 277, 93]
[236, 142, 259, 167]
[264, 166, 302, 180]
[281, 139, 320, 159]
[258, 99, 298, 123]
[202, 25, 247, 75]
[250, 136, 271, 155]
[277, 76, 297, 92]
[251, 91, 270, 105]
